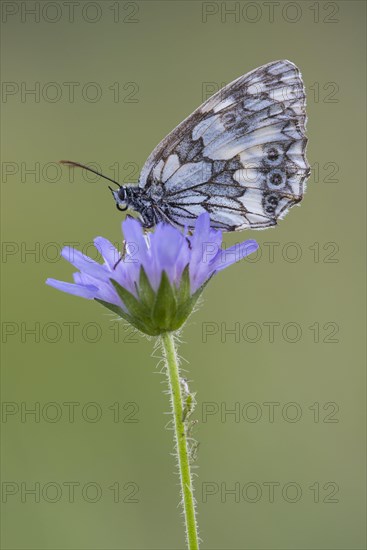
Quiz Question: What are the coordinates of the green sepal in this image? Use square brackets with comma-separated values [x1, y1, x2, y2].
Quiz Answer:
[95, 298, 159, 336]
[109, 279, 159, 336]
[172, 276, 211, 330]
[176, 264, 190, 304]
[136, 266, 156, 310]
[152, 271, 177, 331]
[95, 267, 210, 336]
[94, 298, 131, 322]
[110, 278, 149, 319]
[173, 287, 203, 329]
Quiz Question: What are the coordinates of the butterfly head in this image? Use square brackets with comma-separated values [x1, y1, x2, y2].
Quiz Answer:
[109, 185, 128, 212]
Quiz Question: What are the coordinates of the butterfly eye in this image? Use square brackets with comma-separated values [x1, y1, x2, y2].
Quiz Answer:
[113, 187, 128, 211]
[118, 188, 126, 201]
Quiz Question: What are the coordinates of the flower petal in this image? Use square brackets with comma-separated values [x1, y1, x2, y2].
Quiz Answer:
[94, 237, 120, 270]
[189, 213, 221, 292]
[121, 216, 149, 293]
[61, 247, 108, 280]
[122, 217, 148, 263]
[149, 223, 190, 289]
[215, 239, 259, 271]
[46, 278, 97, 299]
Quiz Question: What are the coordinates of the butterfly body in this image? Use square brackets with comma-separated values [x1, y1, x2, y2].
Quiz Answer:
[112, 184, 174, 227]
[63, 60, 310, 232]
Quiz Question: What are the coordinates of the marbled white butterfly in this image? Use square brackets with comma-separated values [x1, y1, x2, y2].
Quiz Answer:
[62, 60, 309, 231]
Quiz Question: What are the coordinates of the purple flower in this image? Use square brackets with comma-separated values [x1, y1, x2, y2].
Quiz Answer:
[46, 213, 258, 335]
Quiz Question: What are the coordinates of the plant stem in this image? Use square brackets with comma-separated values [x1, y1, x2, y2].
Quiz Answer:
[161, 331, 199, 550]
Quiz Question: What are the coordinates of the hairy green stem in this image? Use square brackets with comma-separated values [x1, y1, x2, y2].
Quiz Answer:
[161, 332, 199, 550]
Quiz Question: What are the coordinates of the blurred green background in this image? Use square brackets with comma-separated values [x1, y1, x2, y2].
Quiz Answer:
[1, 1, 366, 549]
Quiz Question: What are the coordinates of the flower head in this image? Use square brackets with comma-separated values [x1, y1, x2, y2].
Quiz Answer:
[47, 213, 258, 335]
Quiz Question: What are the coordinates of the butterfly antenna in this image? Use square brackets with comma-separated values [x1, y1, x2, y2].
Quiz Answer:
[59, 160, 121, 188]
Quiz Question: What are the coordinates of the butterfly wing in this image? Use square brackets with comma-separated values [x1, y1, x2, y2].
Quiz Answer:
[139, 60, 310, 231]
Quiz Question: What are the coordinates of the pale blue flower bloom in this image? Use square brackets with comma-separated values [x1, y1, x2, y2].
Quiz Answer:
[47, 213, 258, 305]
